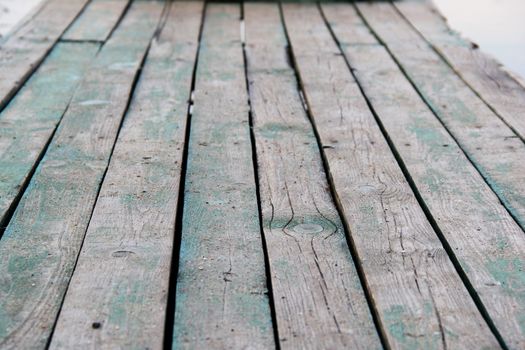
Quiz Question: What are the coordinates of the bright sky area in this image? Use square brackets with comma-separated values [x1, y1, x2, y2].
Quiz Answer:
[433, 0, 525, 79]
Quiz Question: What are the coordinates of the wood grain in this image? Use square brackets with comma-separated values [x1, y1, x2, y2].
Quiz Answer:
[49, 2, 203, 349]
[283, 3, 501, 349]
[244, 3, 381, 349]
[0, 2, 163, 348]
[356, 2, 525, 232]
[324, 3, 525, 348]
[0, 0, 89, 110]
[0, 42, 99, 231]
[62, 0, 129, 42]
[172, 3, 274, 349]
[394, 1, 525, 143]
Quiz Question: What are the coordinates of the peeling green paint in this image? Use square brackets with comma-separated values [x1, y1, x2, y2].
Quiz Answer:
[0, 3, 163, 346]
[0, 42, 100, 222]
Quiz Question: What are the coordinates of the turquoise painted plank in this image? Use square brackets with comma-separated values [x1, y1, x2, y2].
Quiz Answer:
[347, 3, 525, 348]
[62, 0, 130, 42]
[173, 4, 274, 349]
[395, 1, 525, 142]
[0, 0, 90, 109]
[0, 2, 163, 348]
[284, 3, 500, 349]
[49, 2, 203, 348]
[0, 41, 100, 229]
[356, 2, 525, 232]
[244, 3, 381, 348]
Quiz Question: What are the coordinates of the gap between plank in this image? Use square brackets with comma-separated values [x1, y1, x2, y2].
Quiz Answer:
[44, 3, 172, 346]
[59, 38, 104, 44]
[0, 0, 110, 240]
[0, 0, 91, 113]
[277, 2, 389, 349]
[0, 101, 72, 240]
[162, 2, 207, 349]
[92, 0, 133, 44]
[390, 2, 525, 145]
[351, 3, 524, 235]
[57, 0, 134, 46]
[330, 3, 509, 349]
[240, 2, 281, 348]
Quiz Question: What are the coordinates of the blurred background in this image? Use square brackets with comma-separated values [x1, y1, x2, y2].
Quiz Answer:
[0, 0, 42, 38]
[1, 0, 523, 78]
[433, 0, 525, 78]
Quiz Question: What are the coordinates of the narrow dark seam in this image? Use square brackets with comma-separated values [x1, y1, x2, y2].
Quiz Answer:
[278, 1, 389, 349]
[99, 0, 134, 43]
[0, 101, 71, 240]
[388, 2, 525, 231]
[163, 1, 208, 348]
[57, 0, 132, 46]
[343, 2, 509, 349]
[0, 31, 107, 241]
[44, 3, 170, 347]
[241, 2, 281, 348]
[59, 38, 104, 44]
[390, 1, 524, 144]
[0, 0, 93, 113]
[354, 2, 524, 233]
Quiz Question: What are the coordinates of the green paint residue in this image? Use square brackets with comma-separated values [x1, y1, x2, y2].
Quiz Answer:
[486, 258, 525, 333]
[408, 123, 443, 147]
[235, 292, 273, 334]
[494, 161, 512, 175]
[421, 169, 441, 194]
[486, 258, 525, 296]
[258, 123, 292, 139]
[496, 238, 509, 251]
[108, 280, 143, 328]
[0, 248, 51, 338]
[383, 304, 441, 349]
[384, 305, 413, 347]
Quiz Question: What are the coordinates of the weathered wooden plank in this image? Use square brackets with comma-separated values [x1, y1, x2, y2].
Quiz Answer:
[394, 1, 525, 142]
[62, 0, 129, 42]
[0, 41, 99, 231]
[173, 4, 274, 349]
[244, 3, 381, 349]
[48, 2, 203, 349]
[0, 0, 90, 110]
[282, 3, 501, 349]
[356, 3, 525, 232]
[0, 3, 163, 349]
[323, 3, 525, 348]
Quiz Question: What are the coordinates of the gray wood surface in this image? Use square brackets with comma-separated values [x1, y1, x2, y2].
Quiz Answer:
[0, 0, 89, 110]
[394, 1, 525, 142]
[244, 3, 381, 349]
[172, 3, 275, 349]
[62, 0, 129, 42]
[356, 2, 525, 232]
[0, 41, 99, 231]
[283, 3, 501, 349]
[0, 1, 523, 348]
[0, 2, 164, 348]
[324, 3, 525, 348]
[49, 2, 203, 349]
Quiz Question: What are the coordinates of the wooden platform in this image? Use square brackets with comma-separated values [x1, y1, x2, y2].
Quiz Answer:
[0, 1, 524, 349]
